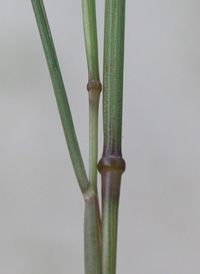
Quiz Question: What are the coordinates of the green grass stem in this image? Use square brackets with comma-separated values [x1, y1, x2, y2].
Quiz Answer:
[82, 0, 100, 81]
[82, 0, 102, 272]
[98, 0, 126, 273]
[103, 0, 126, 154]
[82, 0, 101, 193]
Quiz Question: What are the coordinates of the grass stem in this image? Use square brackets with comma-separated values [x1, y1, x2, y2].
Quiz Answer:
[82, 0, 102, 272]
[98, 0, 126, 273]
[84, 193, 101, 274]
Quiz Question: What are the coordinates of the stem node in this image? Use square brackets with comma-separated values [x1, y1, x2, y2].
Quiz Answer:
[87, 80, 102, 93]
[98, 154, 126, 175]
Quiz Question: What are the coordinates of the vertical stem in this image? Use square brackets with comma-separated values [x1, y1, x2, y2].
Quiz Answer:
[82, 0, 102, 192]
[88, 85, 101, 193]
[82, 0, 100, 81]
[98, 157, 125, 274]
[98, 0, 126, 273]
[103, 0, 126, 153]
[84, 193, 101, 274]
[82, 0, 102, 273]
[101, 170, 122, 274]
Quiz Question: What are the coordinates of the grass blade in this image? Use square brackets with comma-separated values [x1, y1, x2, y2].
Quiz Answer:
[31, 0, 89, 195]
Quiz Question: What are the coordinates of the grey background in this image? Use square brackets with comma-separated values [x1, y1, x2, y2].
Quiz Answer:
[0, 0, 200, 273]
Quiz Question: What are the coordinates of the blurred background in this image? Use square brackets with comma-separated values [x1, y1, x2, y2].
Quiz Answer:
[0, 0, 200, 273]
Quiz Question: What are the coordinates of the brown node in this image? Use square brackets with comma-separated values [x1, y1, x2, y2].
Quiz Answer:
[87, 80, 102, 93]
[98, 155, 126, 174]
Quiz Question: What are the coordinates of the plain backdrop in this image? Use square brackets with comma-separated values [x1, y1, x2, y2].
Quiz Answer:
[0, 1, 200, 273]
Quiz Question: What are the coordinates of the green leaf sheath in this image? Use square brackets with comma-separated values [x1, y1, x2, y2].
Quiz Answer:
[31, 0, 89, 195]
[103, 0, 126, 155]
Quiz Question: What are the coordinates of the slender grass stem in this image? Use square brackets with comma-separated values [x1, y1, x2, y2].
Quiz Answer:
[31, 0, 90, 195]
[84, 193, 101, 274]
[82, 0, 101, 192]
[98, 0, 126, 273]
[88, 86, 102, 244]
[82, 0, 102, 272]
[88, 85, 101, 193]
[82, 0, 100, 81]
